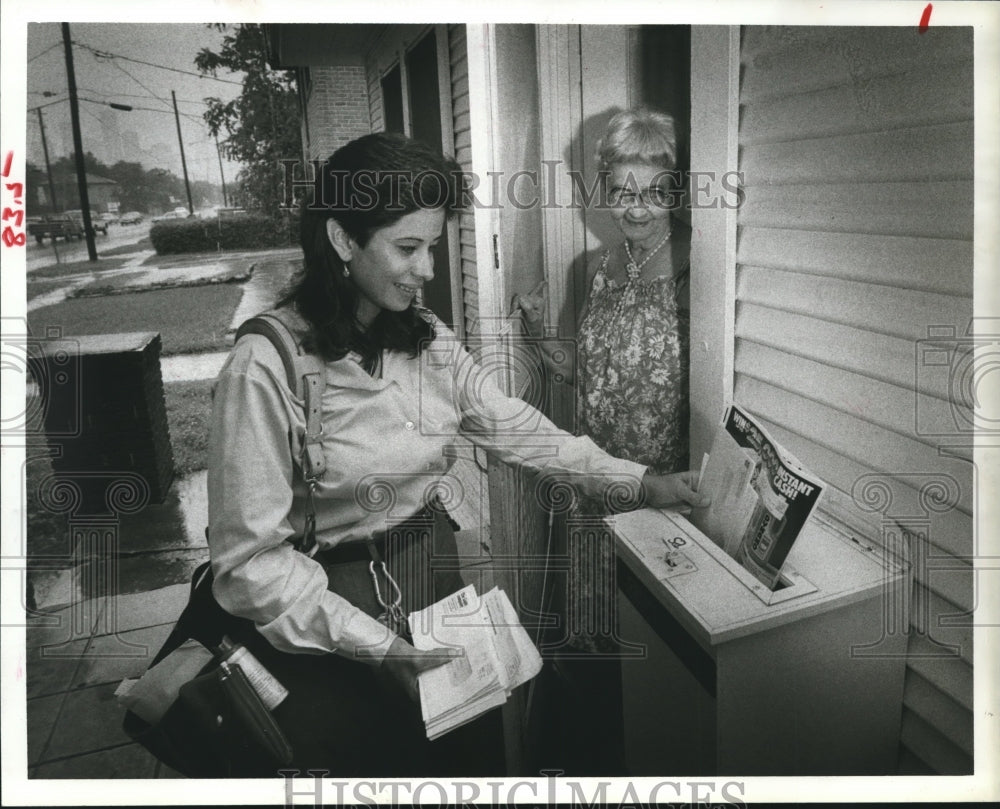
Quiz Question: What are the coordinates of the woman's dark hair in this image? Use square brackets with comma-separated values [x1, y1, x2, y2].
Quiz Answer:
[284, 132, 465, 370]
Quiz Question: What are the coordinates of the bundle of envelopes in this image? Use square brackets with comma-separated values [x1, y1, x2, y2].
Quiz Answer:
[409, 584, 543, 740]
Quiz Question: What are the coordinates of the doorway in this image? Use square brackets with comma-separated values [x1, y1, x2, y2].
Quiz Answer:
[404, 30, 454, 326]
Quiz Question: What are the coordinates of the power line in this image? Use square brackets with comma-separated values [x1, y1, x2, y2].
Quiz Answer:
[28, 95, 208, 126]
[73, 40, 245, 86]
[77, 88, 211, 106]
[27, 98, 68, 112]
[27, 41, 62, 63]
[77, 97, 207, 125]
[33, 87, 212, 108]
[78, 104, 105, 127]
[101, 102, 205, 123]
[106, 58, 173, 111]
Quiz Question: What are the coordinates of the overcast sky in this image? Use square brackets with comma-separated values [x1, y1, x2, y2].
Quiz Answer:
[26, 23, 245, 187]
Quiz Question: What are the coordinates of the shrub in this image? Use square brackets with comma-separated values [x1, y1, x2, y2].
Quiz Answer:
[150, 211, 299, 255]
[150, 219, 213, 253]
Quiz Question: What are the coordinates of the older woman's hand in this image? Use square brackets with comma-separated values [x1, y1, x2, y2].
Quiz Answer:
[378, 636, 462, 702]
[513, 285, 578, 385]
[641, 470, 710, 510]
[514, 289, 546, 338]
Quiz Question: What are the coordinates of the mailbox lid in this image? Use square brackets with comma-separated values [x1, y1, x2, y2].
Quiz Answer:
[612, 508, 904, 648]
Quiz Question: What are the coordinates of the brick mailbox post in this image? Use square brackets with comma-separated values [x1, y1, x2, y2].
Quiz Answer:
[30, 331, 175, 638]
[32, 331, 174, 514]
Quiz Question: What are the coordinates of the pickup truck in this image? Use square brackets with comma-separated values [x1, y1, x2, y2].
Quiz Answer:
[66, 210, 109, 236]
[27, 213, 85, 244]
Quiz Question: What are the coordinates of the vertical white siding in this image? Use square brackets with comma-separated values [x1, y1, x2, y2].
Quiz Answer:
[735, 26, 974, 774]
[449, 24, 479, 337]
[367, 48, 385, 133]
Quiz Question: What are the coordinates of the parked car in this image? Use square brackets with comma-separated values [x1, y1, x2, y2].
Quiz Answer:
[26, 213, 85, 244]
[119, 211, 144, 225]
[65, 210, 108, 236]
[152, 207, 192, 223]
[98, 211, 120, 225]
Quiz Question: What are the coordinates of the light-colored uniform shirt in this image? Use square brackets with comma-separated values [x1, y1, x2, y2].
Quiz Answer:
[207, 318, 647, 663]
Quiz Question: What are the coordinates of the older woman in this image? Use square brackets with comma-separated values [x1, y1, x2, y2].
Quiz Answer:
[521, 107, 689, 474]
[517, 107, 691, 772]
[205, 131, 704, 777]
[578, 107, 690, 475]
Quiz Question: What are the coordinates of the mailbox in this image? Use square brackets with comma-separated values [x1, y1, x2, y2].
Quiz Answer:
[611, 508, 909, 775]
[33, 331, 174, 512]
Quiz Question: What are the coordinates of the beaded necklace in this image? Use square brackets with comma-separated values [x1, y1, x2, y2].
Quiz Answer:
[623, 227, 672, 281]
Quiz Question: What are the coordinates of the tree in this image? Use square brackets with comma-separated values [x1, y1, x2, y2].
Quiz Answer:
[195, 24, 301, 214]
[42, 152, 219, 214]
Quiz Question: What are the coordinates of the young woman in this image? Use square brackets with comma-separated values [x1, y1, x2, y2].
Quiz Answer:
[207, 132, 706, 776]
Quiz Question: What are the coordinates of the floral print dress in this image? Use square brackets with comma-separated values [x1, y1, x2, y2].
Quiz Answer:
[565, 248, 689, 653]
[577, 250, 690, 474]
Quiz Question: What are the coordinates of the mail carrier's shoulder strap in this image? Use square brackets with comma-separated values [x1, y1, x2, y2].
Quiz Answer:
[235, 308, 327, 493]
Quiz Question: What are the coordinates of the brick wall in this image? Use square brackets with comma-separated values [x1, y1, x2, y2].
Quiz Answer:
[305, 65, 371, 161]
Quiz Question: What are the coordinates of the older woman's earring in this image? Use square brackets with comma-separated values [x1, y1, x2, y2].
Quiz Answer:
[343, 263, 351, 278]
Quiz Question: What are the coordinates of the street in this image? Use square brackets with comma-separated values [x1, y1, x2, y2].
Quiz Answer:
[26, 220, 153, 272]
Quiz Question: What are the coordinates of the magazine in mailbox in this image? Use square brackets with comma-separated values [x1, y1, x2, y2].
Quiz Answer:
[689, 404, 825, 590]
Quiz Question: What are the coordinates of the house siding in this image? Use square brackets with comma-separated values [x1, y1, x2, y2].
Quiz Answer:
[449, 24, 478, 337]
[733, 25, 974, 775]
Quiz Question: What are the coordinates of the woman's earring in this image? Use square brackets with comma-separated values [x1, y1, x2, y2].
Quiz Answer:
[343, 262, 351, 278]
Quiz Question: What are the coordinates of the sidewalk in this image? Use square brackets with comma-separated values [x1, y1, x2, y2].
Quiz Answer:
[25, 478, 207, 779]
[23, 246, 493, 779]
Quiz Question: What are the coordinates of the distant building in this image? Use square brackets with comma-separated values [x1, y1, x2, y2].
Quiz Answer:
[27, 169, 121, 214]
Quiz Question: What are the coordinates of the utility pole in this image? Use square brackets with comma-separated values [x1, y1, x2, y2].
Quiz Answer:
[35, 108, 60, 213]
[62, 23, 97, 261]
[172, 91, 194, 215]
[34, 107, 61, 264]
[214, 134, 228, 208]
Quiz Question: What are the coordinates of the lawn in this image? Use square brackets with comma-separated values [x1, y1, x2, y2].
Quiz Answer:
[27, 256, 130, 280]
[27, 277, 73, 303]
[27, 283, 244, 356]
[142, 249, 229, 268]
[100, 236, 152, 256]
[163, 379, 213, 476]
[22, 447, 70, 564]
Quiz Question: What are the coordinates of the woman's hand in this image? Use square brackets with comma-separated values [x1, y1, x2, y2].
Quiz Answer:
[641, 470, 710, 510]
[513, 284, 546, 338]
[378, 636, 461, 702]
[514, 285, 576, 385]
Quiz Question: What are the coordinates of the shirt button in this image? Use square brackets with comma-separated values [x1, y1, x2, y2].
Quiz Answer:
[405, 421, 415, 431]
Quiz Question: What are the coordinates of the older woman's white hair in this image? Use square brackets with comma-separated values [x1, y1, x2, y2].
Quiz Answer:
[596, 108, 677, 171]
